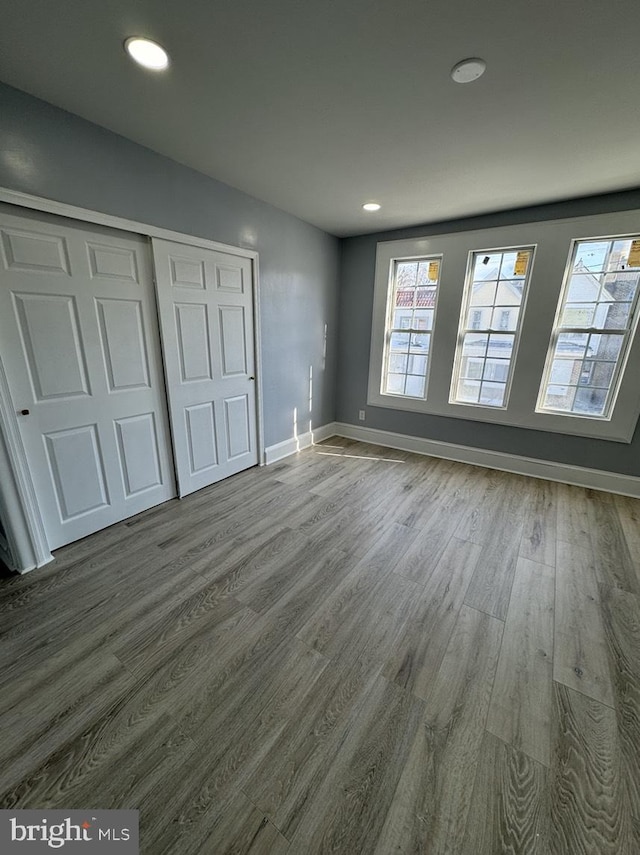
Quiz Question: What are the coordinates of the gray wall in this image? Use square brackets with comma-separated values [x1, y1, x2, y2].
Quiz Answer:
[338, 191, 640, 477]
[0, 82, 340, 448]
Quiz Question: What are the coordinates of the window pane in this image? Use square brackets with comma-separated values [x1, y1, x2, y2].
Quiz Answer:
[410, 333, 430, 353]
[396, 262, 418, 287]
[388, 353, 407, 373]
[538, 234, 640, 418]
[573, 387, 607, 415]
[480, 382, 506, 406]
[457, 379, 481, 403]
[561, 303, 596, 327]
[584, 360, 615, 388]
[407, 354, 427, 375]
[555, 332, 588, 359]
[413, 309, 434, 330]
[390, 332, 410, 350]
[386, 374, 405, 394]
[472, 253, 502, 281]
[491, 307, 519, 331]
[405, 375, 426, 397]
[601, 272, 639, 302]
[574, 241, 609, 272]
[601, 303, 631, 329]
[549, 359, 576, 384]
[462, 333, 489, 359]
[382, 256, 441, 399]
[496, 281, 525, 306]
[488, 334, 514, 359]
[452, 247, 533, 409]
[470, 282, 497, 306]
[501, 251, 531, 279]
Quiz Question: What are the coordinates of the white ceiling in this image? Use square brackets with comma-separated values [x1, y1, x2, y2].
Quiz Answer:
[0, 0, 639, 237]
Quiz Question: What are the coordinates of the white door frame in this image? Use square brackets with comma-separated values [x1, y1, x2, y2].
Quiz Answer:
[0, 186, 265, 572]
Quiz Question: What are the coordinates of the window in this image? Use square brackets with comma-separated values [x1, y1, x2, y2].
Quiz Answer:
[382, 256, 441, 398]
[451, 248, 533, 408]
[368, 213, 640, 441]
[537, 236, 640, 419]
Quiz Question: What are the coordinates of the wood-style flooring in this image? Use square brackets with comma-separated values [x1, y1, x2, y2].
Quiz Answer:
[1, 437, 639, 853]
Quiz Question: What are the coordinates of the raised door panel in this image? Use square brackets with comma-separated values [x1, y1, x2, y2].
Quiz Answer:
[170, 256, 206, 290]
[44, 424, 109, 520]
[185, 403, 218, 473]
[224, 395, 251, 459]
[115, 413, 162, 497]
[219, 306, 248, 376]
[215, 263, 244, 293]
[87, 242, 139, 283]
[175, 304, 212, 383]
[1, 228, 70, 274]
[13, 293, 90, 400]
[96, 298, 150, 391]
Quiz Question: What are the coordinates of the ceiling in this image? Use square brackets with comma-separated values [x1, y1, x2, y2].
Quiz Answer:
[0, 0, 639, 237]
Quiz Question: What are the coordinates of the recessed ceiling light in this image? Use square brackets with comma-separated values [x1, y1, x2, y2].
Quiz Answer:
[363, 202, 381, 212]
[450, 58, 486, 84]
[124, 37, 170, 71]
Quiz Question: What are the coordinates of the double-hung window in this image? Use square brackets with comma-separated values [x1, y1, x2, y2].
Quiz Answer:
[382, 256, 441, 398]
[537, 236, 640, 419]
[450, 247, 533, 408]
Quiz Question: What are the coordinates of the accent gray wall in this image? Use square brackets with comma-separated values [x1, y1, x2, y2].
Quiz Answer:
[0, 82, 340, 448]
[338, 191, 640, 477]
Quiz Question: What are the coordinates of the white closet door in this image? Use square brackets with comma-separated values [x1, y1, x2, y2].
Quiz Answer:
[0, 205, 176, 549]
[152, 238, 258, 497]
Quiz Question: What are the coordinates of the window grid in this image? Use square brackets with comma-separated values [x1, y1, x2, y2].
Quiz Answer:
[537, 236, 640, 419]
[450, 247, 534, 409]
[382, 256, 441, 399]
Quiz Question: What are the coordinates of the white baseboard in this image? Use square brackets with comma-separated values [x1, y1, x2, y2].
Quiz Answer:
[264, 423, 338, 465]
[329, 422, 640, 499]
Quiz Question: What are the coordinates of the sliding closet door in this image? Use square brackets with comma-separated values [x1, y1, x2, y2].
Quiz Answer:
[152, 239, 258, 497]
[0, 205, 176, 549]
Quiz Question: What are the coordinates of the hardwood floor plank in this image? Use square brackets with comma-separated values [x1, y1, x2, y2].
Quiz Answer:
[0, 651, 135, 794]
[286, 673, 424, 854]
[0, 709, 195, 815]
[554, 539, 614, 707]
[584, 491, 640, 595]
[463, 504, 524, 621]
[242, 651, 383, 838]
[556, 482, 592, 546]
[550, 683, 635, 854]
[188, 790, 290, 855]
[384, 537, 482, 699]
[487, 557, 555, 766]
[296, 522, 420, 659]
[373, 605, 503, 854]
[599, 584, 640, 820]
[520, 477, 557, 567]
[461, 733, 550, 855]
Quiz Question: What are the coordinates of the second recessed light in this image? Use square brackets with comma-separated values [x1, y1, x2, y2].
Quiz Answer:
[363, 202, 381, 211]
[124, 37, 170, 71]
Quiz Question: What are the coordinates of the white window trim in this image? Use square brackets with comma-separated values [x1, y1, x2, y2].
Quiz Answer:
[367, 210, 640, 443]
